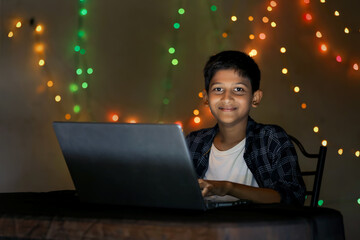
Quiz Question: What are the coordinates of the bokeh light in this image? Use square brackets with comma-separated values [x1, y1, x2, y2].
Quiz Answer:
[194, 116, 201, 124]
[210, 5, 217, 11]
[301, 103, 307, 109]
[87, 68, 93, 74]
[270, 1, 277, 7]
[80, 8, 87, 16]
[198, 92, 204, 98]
[171, 59, 179, 65]
[356, 151, 360, 157]
[231, 16, 237, 21]
[262, 17, 269, 23]
[55, 95, 61, 102]
[35, 25, 43, 33]
[316, 31, 322, 38]
[248, 16, 254, 21]
[334, 11, 340, 16]
[69, 83, 79, 92]
[336, 56, 342, 63]
[318, 200, 324, 207]
[282, 68, 288, 74]
[249, 34, 255, 40]
[76, 68, 83, 75]
[313, 126, 319, 133]
[73, 105, 81, 113]
[267, 6, 272, 12]
[82, 82, 88, 89]
[222, 32, 228, 38]
[168, 47, 175, 54]
[8, 31, 14, 38]
[173, 23, 180, 29]
[344, 27, 350, 34]
[35, 44, 44, 53]
[193, 109, 200, 115]
[47, 81, 54, 87]
[338, 149, 343, 155]
[320, 44, 328, 52]
[112, 114, 119, 122]
[178, 8, 185, 15]
[322, 140, 328, 147]
[304, 13, 312, 21]
[280, 47, 286, 53]
[249, 49, 257, 57]
[16, 21, 22, 28]
[65, 114, 71, 120]
[163, 98, 170, 105]
[38, 59, 45, 66]
[259, 33, 266, 40]
[294, 86, 300, 93]
[353, 63, 359, 71]
[271, 22, 277, 27]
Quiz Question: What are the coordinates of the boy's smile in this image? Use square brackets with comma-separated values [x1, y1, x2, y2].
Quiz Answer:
[204, 69, 262, 128]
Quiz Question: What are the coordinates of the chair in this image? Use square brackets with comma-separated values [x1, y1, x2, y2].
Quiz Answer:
[288, 135, 327, 207]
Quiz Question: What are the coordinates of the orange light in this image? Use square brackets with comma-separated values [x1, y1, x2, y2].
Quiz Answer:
[338, 149, 343, 155]
[322, 140, 328, 147]
[47, 81, 54, 87]
[301, 103, 307, 109]
[262, 17, 269, 23]
[128, 119, 137, 123]
[65, 114, 71, 120]
[249, 49, 257, 57]
[320, 44, 328, 52]
[35, 44, 44, 53]
[193, 109, 200, 115]
[194, 117, 201, 124]
[259, 33, 266, 40]
[304, 0, 310, 4]
[35, 25, 43, 33]
[112, 114, 119, 122]
[249, 34, 255, 40]
[248, 16, 254, 21]
[16, 21, 22, 28]
[198, 92, 204, 98]
[222, 32, 228, 38]
[270, 1, 277, 7]
[8, 31, 14, 38]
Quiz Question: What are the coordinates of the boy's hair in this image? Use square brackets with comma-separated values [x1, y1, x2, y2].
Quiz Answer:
[203, 50, 261, 93]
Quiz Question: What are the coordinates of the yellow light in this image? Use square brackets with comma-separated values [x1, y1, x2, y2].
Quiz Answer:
[282, 68, 288, 74]
[344, 27, 350, 34]
[259, 33, 266, 40]
[38, 59, 45, 66]
[313, 126, 319, 133]
[334, 11, 340, 16]
[35, 25, 43, 33]
[301, 103, 307, 109]
[35, 44, 44, 53]
[128, 119, 137, 123]
[55, 95, 61, 102]
[65, 114, 71, 120]
[322, 140, 327, 147]
[294, 86, 300, 93]
[222, 32, 228, 38]
[316, 31, 322, 38]
[353, 63, 359, 71]
[248, 16, 254, 21]
[112, 114, 119, 122]
[355, 151, 360, 157]
[231, 16, 237, 21]
[262, 17, 269, 23]
[270, 1, 277, 7]
[47, 81, 54, 87]
[267, 6, 273, 12]
[320, 0, 326, 3]
[16, 21, 22, 28]
[271, 22, 277, 27]
[8, 31, 14, 38]
[193, 109, 200, 115]
[198, 92, 203, 98]
[249, 49, 258, 57]
[194, 117, 201, 124]
[338, 149, 343, 155]
[249, 34, 255, 40]
[280, 47, 286, 53]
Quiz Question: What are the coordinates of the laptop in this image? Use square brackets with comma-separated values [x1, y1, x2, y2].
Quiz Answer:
[53, 122, 249, 210]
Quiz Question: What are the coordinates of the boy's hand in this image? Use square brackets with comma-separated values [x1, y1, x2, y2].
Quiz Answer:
[198, 179, 231, 197]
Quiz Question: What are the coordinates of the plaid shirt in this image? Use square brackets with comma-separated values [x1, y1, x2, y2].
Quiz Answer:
[185, 116, 306, 205]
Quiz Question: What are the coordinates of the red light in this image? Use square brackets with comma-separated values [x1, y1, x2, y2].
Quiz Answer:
[304, 13, 312, 21]
[336, 56, 342, 62]
[304, 0, 310, 4]
[320, 44, 327, 52]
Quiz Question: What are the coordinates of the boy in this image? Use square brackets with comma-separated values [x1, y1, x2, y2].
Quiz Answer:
[186, 51, 305, 205]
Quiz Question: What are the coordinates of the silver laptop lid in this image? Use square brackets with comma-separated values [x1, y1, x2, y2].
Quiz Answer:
[53, 122, 206, 210]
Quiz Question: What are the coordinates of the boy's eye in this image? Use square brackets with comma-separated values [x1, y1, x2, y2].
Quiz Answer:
[213, 87, 223, 92]
[234, 87, 244, 92]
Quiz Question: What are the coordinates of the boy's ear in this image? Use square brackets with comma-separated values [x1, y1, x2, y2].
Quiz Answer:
[202, 89, 209, 106]
[251, 90, 263, 108]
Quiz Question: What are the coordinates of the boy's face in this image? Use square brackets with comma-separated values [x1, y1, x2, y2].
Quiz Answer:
[204, 69, 262, 127]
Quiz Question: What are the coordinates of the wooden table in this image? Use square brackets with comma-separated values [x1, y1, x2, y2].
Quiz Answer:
[0, 191, 345, 240]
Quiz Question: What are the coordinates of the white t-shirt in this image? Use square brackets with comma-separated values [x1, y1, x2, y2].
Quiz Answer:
[204, 138, 258, 202]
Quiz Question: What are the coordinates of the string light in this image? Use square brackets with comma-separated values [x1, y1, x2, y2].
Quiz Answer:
[271, 22, 277, 27]
[259, 33, 266, 40]
[318, 200, 324, 207]
[334, 11, 340, 16]
[316, 31, 322, 38]
[210, 5, 217, 12]
[249, 49, 257, 57]
[262, 17, 269, 23]
[320, 0, 326, 3]
[55, 95, 61, 102]
[76, 68, 83, 75]
[65, 114, 71, 120]
[178, 8, 185, 15]
[193, 109, 200, 115]
[47, 81, 54, 87]
[222, 32, 228, 38]
[171, 59, 179, 65]
[198, 92, 203, 98]
[38, 59, 45, 66]
[249, 34, 255, 40]
[322, 140, 328, 147]
[267, 6, 273, 12]
[34, 44, 44, 53]
[16, 21, 22, 28]
[82, 82, 88, 89]
[35, 25, 43, 33]
[344, 27, 350, 34]
[336, 56, 342, 63]
[112, 114, 119, 122]
[320, 44, 328, 52]
[356, 151, 360, 157]
[194, 116, 201, 124]
[73, 105, 81, 113]
[87, 68, 93, 74]
[353, 63, 359, 71]
[304, 13, 312, 21]
[313, 126, 319, 133]
[338, 149, 343, 155]
[301, 103, 307, 109]
[69, 83, 79, 93]
[270, 1, 277, 7]
[282, 68, 288, 74]
[231, 16, 237, 22]
[80, 8, 88, 16]
[294, 86, 300, 93]
[248, 16, 254, 21]
[168, 47, 175, 54]
[173, 23, 180, 29]
[280, 47, 286, 53]
[8, 31, 14, 38]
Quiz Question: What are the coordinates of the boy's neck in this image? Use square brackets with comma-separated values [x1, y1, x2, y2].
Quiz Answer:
[214, 119, 248, 151]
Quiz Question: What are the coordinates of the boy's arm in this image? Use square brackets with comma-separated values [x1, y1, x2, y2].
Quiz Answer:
[198, 179, 281, 203]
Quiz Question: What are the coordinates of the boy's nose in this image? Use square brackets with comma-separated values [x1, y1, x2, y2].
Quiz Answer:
[222, 91, 234, 102]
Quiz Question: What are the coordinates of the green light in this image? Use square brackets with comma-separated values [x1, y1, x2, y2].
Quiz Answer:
[171, 59, 179, 65]
[80, 49, 86, 55]
[357, 198, 360, 205]
[305, 195, 307, 200]
[210, 5, 217, 11]
[80, 8, 88, 16]
[318, 200, 324, 207]
[74, 45, 81, 52]
[87, 68, 93, 74]
[82, 82, 88, 89]
[173, 23, 180, 29]
[163, 98, 170, 105]
[76, 68, 83, 75]
[168, 47, 175, 54]
[178, 8, 185, 15]
[69, 83, 79, 92]
[73, 105, 81, 113]
[78, 30, 85, 38]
